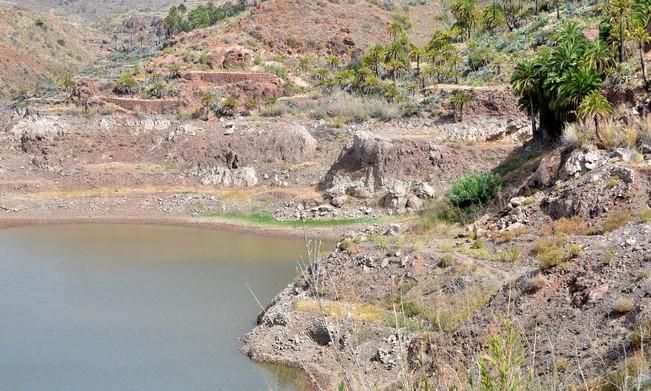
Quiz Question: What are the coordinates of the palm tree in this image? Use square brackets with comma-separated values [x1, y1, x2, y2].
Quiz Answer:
[384, 41, 405, 64]
[385, 59, 407, 83]
[631, 22, 651, 87]
[482, 1, 506, 32]
[366, 44, 385, 77]
[557, 66, 602, 120]
[583, 40, 615, 75]
[386, 21, 403, 42]
[408, 44, 425, 87]
[577, 90, 613, 144]
[449, 91, 472, 122]
[446, 51, 463, 84]
[609, 0, 634, 63]
[451, 0, 481, 38]
[511, 60, 540, 136]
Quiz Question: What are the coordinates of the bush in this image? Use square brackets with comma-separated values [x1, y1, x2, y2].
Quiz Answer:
[417, 199, 463, 232]
[310, 90, 400, 123]
[448, 172, 503, 209]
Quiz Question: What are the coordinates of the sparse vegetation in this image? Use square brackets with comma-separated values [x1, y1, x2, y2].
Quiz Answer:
[495, 246, 521, 262]
[533, 235, 582, 269]
[601, 209, 634, 233]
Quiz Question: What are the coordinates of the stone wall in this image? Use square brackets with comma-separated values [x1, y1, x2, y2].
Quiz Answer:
[102, 97, 183, 113]
[183, 71, 282, 85]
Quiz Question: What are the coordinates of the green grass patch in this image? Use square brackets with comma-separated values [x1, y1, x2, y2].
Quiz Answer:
[202, 210, 377, 228]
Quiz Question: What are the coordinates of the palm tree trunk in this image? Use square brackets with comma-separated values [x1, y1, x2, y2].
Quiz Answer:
[619, 14, 625, 63]
[594, 117, 603, 144]
[529, 98, 537, 136]
[640, 43, 648, 87]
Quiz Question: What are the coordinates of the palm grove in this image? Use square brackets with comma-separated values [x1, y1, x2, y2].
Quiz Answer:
[313, 0, 651, 138]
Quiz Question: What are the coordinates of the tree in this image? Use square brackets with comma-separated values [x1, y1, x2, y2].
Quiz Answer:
[512, 22, 608, 137]
[449, 91, 472, 122]
[482, 1, 506, 32]
[501, 0, 525, 31]
[511, 60, 540, 136]
[577, 90, 613, 144]
[583, 39, 615, 75]
[408, 44, 425, 87]
[366, 44, 385, 77]
[385, 59, 407, 83]
[384, 40, 406, 64]
[551, 0, 562, 19]
[609, 0, 634, 63]
[451, 0, 481, 38]
[557, 66, 602, 116]
[447, 50, 463, 84]
[631, 22, 650, 86]
[386, 21, 404, 42]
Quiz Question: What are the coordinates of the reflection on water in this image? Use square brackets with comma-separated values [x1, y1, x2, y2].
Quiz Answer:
[0, 224, 308, 391]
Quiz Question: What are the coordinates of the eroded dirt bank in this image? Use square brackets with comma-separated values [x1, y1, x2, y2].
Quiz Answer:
[0, 107, 524, 237]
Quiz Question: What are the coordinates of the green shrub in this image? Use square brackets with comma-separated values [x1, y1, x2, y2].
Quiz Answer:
[448, 172, 503, 209]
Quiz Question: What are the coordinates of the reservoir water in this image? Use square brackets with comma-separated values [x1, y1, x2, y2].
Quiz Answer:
[0, 224, 307, 390]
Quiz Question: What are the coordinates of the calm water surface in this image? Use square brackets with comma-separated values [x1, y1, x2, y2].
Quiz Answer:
[0, 224, 309, 391]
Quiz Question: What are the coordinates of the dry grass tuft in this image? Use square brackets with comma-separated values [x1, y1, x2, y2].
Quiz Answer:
[293, 298, 383, 322]
[527, 274, 547, 292]
[613, 297, 635, 314]
[553, 217, 588, 235]
[533, 235, 582, 270]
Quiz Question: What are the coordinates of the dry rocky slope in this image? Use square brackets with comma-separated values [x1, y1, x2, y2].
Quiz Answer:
[0, 5, 103, 98]
[242, 144, 651, 390]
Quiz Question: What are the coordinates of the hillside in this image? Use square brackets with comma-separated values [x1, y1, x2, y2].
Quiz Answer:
[0, 6, 104, 98]
[0, 0, 213, 21]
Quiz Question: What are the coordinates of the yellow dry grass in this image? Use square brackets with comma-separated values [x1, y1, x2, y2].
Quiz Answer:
[293, 298, 384, 322]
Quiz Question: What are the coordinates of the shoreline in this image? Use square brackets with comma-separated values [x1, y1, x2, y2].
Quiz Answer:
[0, 215, 350, 241]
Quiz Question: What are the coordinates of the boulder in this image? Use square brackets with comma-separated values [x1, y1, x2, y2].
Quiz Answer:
[561, 149, 609, 179]
[610, 166, 635, 184]
[530, 149, 563, 187]
[383, 181, 409, 209]
[330, 195, 348, 208]
[194, 166, 258, 187]
[414, 182, 436, 199]
[307, 318, 333, 346]
[407, 195, 424, 209]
